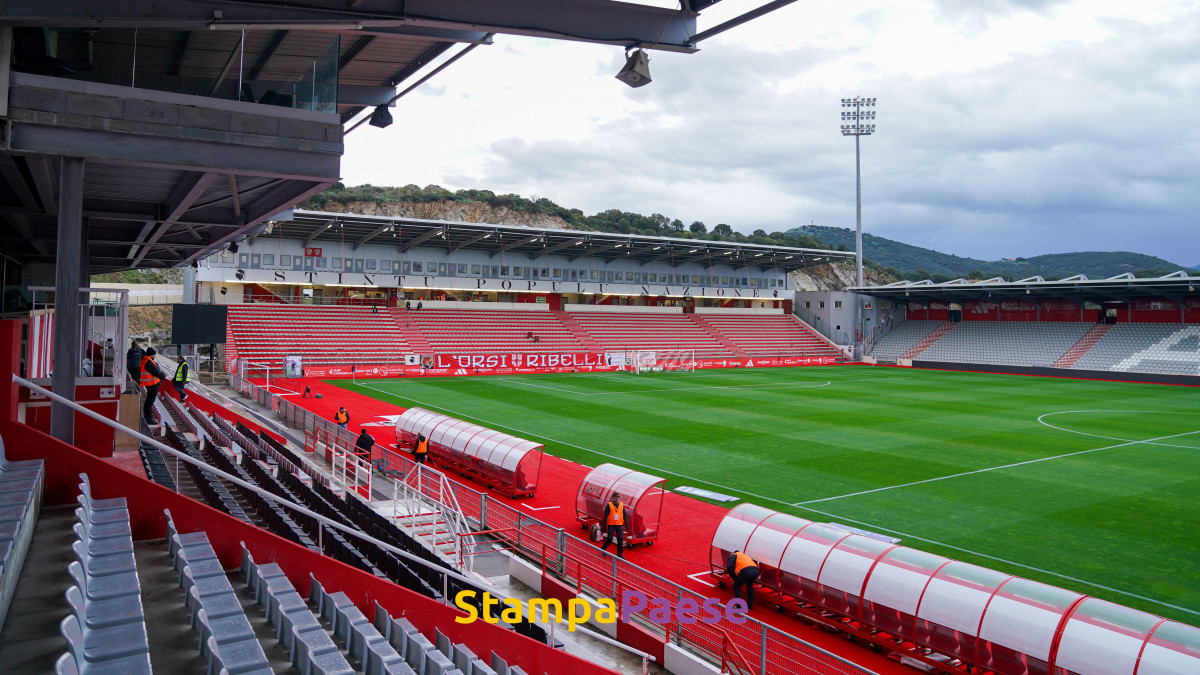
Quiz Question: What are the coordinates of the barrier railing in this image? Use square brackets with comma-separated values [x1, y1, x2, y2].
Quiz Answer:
[224, 371, 878, 675]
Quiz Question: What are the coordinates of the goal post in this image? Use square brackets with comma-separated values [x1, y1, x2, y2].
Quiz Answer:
[238, 359, 297, 394]
[627, 349, 696, 374]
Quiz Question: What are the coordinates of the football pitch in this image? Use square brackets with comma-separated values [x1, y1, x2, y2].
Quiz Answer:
[332, 366, 1200, 625]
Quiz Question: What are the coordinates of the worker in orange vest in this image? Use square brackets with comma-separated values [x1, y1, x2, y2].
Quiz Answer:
[413, 433, 429, 465]
[139, 347, 167, 425]
[726, 550, 760, 610]
[600, 493, 626, 558]
[333, 407, 349, 428]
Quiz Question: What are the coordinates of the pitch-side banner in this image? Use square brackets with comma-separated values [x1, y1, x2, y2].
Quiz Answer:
[291, 353, 837, 378]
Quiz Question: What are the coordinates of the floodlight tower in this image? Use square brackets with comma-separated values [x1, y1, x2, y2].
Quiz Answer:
[841, 96, 876, 359]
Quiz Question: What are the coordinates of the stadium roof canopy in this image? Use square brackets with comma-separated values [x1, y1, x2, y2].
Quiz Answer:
[0, 0, 798, 273]
[271, 209, 854, 272]
[851, 272, 1200, 303]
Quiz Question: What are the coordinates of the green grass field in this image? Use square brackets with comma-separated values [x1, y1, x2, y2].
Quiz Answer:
[332, 366, 1200, 625]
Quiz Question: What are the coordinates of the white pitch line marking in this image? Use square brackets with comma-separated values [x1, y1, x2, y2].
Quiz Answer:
[686, 572, 718, 588]
[522, 505, 560, 511]
[793, 424, 1200, 506]
[1038, 410, 1200, 450]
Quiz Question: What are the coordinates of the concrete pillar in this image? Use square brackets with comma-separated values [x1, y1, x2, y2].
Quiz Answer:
[183, 265, 197, 303]
[50, 158, 85, 444]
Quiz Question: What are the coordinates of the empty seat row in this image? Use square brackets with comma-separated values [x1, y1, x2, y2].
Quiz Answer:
[57, 474, 150, 674]
[0, 436, 43, 637]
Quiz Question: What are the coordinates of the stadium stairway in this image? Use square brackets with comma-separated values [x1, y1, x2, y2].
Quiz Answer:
[1053, 324, 1113, 368]
[387, 309, 435, 354]
[550, 311, 605, 353]
[684, 315, 743, 355]
[900, 321, 955, 360]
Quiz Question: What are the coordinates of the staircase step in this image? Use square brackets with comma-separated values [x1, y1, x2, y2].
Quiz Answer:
[1054, 324, 1112, 368]
[901, 322, 956, 360]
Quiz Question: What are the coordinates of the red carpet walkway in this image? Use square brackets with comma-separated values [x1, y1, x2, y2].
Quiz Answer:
[275, 378, 908, 675]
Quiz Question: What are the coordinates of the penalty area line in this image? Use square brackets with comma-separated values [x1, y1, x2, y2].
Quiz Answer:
[793, 426, 1200, 506]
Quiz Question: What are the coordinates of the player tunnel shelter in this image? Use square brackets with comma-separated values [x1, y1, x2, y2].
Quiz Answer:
[575, 463, 666, 546]
[709, 503, 1200, 675]
[394, 407, 542, 498]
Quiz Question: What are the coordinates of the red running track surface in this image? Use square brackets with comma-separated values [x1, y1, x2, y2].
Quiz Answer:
[274, 378, 910, 675]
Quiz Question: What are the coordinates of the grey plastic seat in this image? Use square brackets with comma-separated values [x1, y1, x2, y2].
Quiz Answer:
[165, 508, 210, 559]
[183, 564, 235, 609]
[189, 585, 244, 629]
[206, 634, 270, 675]
[175, 540, 219, 574]
[0, 436, 44, 477]
[73, 507, 131, 539]
[73, 523, 133, 557]
[290, 623, 340, 671]
[405, 631, 436, 672]
[364, 635, 406, 675]
[423, 648, 456, 675]
[66, 584, 143, 630]
[73, 540, 137, 578]
[59, 612, 149, 663]
[197, 607, 257, 654]
[69, 560, 140, 601]
[78, 474, 127, 512]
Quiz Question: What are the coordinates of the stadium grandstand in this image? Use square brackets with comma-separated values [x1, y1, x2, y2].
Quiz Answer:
[1, 3, 1199, 675]
[852, 273, 1200, 382]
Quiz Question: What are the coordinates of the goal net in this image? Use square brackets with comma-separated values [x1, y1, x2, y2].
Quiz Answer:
[626, 349, 696, 374]
[238, 360, 298, 395]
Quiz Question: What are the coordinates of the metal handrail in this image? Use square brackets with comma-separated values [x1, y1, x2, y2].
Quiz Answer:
[715, 625, 756, 675]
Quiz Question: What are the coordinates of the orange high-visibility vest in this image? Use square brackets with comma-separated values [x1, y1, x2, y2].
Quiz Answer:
[334, 410, 348, 424]
[606, 502, 625, 527]
[139, 355, 160, 386]
[416, 438, 428, 454]
[733, 552, 756, 575]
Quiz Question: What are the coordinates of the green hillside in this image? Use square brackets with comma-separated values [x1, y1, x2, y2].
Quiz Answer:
[789, 225, 1190, 281]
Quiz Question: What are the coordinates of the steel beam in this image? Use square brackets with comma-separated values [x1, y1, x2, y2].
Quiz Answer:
[27, 157, 57, 217]
[400, 226, 446, 253]
[490, 234, 542, 258]
[0, 153, 40, 211]
[246, 30, 287, 81]
[51, 157, 84, 444]
[448, 230, 496, 253]
[354, 221, 396, 249]
[8, 124, 342, 182]
[529, 237, 586, 260]
[132, 171, 215, 266]
[4, 0, 700, 51]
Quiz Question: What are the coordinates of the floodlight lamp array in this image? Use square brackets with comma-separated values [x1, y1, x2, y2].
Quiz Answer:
[840, 97, 877, 106]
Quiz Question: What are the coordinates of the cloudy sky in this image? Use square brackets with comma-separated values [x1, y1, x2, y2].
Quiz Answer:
[341, 0, 1200, 266]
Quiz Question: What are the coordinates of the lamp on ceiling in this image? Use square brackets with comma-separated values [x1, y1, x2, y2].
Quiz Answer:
[615, 48, 652, 88]
[368, 104, 393, 128]
[228, 242, 239, 254]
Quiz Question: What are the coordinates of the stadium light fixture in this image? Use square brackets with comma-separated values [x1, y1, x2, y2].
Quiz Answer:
[841, 94, 876, 360]
[368, 104, 393, 128]
[615, 48, 652, 88]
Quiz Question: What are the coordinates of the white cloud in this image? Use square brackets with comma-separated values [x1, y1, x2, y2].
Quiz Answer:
[341, 0, 1200, 265]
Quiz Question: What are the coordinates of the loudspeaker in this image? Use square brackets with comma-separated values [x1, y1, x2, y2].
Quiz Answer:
[615, 49, 652, 88]
[369, 104, 393, 128]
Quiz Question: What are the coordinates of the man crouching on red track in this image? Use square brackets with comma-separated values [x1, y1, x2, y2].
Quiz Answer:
[727, 550, 759, 610]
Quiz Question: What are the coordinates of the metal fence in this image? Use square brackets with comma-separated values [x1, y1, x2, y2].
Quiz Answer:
[225, 373, 877, 675]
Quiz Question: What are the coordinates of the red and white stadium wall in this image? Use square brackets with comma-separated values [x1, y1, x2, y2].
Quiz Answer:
[1, 320, 119, 457]
[295, 352, 838, 379]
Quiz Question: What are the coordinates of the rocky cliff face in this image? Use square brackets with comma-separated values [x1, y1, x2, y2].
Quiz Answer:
[315, 200, 576, 230]
[790, 262, 889, 292]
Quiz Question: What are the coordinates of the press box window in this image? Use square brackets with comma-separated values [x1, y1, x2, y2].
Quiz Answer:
[262, 254, 274, 266]
[332, 258, 342, 269]
[834, 301, 843, 309]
